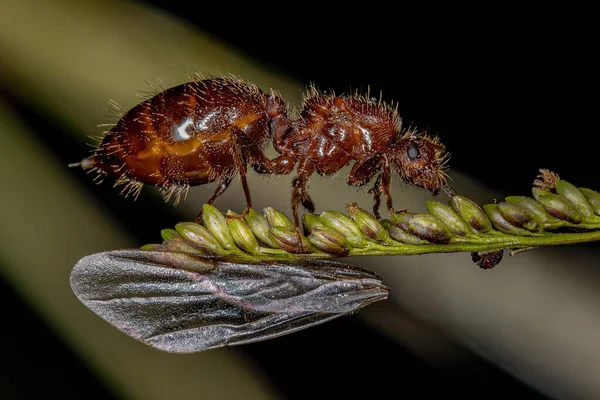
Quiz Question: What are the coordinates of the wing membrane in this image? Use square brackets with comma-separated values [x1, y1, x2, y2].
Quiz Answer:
[71, 249, 388, 353]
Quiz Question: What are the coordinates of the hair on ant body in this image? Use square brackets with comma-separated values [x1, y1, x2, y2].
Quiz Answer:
[71, 75, 451, 253]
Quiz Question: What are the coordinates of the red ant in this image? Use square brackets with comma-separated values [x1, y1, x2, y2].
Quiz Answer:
[71, 76, 452, 252]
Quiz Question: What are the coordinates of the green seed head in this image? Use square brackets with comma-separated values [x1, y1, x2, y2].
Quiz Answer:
[347, 203, 390, 242]
[535, 193, 583, 223]
[531, 187, 550, 201]
[380, 219, 428, 244]
[308, 227, 350, 256]
[391, 212, 452, 244]
[202, 204, 237, 250]
[497, 202, 540, 231]
[175, 222, 226, 254]
[426, 201, 472, 236]
[555, 180, 594, 218]
[319, 210, 368, 248]
[451, 196, 493, 232]
[140, 243, 162, 251]
[163, 237, 214, 255]
[160, 228, 180, 241]
[505, 196, 557, 224]
[245, 209, 280, 248]
[265, 207, 295, 231]
[227, 217, 260, 254]
[303, 212, 323, 233]
[269, 226, 314, 254]
[579, 188, 600, 216]
[483, 204, 533, 235]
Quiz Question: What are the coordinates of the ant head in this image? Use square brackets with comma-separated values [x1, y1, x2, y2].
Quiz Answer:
[389, 130, 450, 195]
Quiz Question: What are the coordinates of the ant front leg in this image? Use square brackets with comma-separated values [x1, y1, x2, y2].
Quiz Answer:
[195, 176, 233, 223]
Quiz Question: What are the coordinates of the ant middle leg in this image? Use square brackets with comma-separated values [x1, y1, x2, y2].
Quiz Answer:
[366, 157, 402, 219]
[290, 163, 315, 253]
[347, 155, 384, 218]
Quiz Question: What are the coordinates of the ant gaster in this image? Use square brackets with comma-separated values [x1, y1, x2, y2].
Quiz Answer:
[71, 76, 452, 252]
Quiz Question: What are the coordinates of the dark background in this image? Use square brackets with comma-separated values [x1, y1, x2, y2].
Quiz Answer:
[3, 2, 598, 399]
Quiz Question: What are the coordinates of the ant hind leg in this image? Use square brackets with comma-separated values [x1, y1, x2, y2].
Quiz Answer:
[195, 176, 233, 223]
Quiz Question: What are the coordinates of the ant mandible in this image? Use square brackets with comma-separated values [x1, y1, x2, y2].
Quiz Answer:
[71, 76, 452, 252]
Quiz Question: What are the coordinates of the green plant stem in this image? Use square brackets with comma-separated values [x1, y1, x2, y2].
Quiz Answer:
[346, 230, 600, 257]
[181, 230, 600, 262]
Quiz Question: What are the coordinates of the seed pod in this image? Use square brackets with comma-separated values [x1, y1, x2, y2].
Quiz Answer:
[140, 243, 162, 251]
[201, 204, 237, 250]
[264, 207, 295, 231]
[483, 204, 533, 235]
[303, 212, 323, 232]
[347, 203, 390, 242]
[245, 209, 280, 248]
[160, 228, 180, 241]
[391, 213, 452, 244]
[426, 201, 472, 236]
[451, 196, 493, 233]
[163, 237, 214, 255]
[555, 180, 594, 218]
[471, 250, 504, 270]
[380, 219, 428, 244]
[227, 215, 260, 254]
[308, 227, 350, 257]
[319, 211, 368, 248]
[175, 222, 226, 254]
[505, 196, 557, 224]
[531, 187, 550, 201]
[497, 202, 540, 231]
[535, 193, 583, 223]
[269, 226, 314, 254]
[579, 188, 600, 215]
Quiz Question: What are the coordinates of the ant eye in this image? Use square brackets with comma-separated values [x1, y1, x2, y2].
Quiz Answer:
[407, 144, 419, 159]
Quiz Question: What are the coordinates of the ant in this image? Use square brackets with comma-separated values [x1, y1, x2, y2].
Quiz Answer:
[71, 76, 452, 252]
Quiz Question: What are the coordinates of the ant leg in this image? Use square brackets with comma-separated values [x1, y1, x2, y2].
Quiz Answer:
[291, 177, 304, 229]
[368, 174, 384, 220]
[233, 125, 297, 176]
[195, 176, 233, 223]
[291, 177, 310, 253]
[348, 155, 383, 218]
[380, 157, 403, 215]
[299, 180, 314, 213]
[250, 154, 296, 175]
[231, 132, 253, 219]
[291, 163, 315, 253]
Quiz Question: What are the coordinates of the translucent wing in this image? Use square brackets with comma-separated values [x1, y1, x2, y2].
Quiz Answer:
[70, 249, 388, 353]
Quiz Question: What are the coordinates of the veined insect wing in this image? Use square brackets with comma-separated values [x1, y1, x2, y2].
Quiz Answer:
[70, 249, 388, 353]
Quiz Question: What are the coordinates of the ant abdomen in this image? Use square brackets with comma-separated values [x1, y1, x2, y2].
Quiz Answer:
[76, 78, 277, 206]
